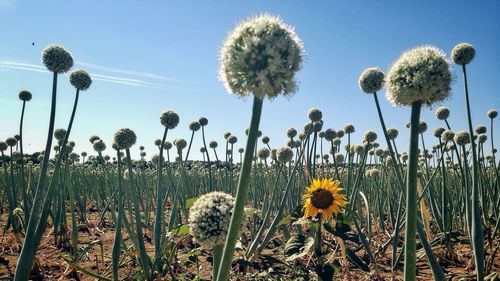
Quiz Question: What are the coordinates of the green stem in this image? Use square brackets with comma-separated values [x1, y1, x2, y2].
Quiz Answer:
[212, 244, 224, 281]
[19, 100, 30, 223]
[154, 127, 168, 273]
[403, 101, 422, 281]
[462, 64, 484, 280]
[14, 72, 58, 281]
[216, 96, 263, 281]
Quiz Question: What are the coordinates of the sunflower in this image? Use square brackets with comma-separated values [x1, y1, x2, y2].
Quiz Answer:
[303, 178, 347, 220]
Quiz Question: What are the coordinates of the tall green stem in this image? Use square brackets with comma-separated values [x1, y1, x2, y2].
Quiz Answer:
[216, 97, 263, 281]
[462, 64, 484, 280]
[403, 101, 422, 281]
[154, 127, 168, 273]
[19, 100, 30, 223]
[14, 72, 58, 281]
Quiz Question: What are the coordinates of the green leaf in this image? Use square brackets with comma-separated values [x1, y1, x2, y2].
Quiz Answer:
[185, 197, 198, 209]
[170, 224, 189, 236]
[278, 204, 304, 226]
[278, 215, 294, 226]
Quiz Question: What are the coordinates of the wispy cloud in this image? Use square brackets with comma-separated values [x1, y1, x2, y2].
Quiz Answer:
[77, 61, 190, 84]
[0, 60, 188, 91]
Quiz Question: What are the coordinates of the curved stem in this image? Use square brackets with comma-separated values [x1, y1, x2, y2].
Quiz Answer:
[15, 72, 58, 281]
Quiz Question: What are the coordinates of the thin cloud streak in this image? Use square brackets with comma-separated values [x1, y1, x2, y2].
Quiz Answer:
[0, 60, 187, 91]
[77, 61, 191, 84]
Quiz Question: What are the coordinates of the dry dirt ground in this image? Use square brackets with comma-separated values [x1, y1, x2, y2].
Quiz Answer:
[0, 209, 498, 280]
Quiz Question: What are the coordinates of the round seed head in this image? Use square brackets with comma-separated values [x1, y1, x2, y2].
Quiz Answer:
[354, 145, 365, 155]
[228, 135, 238, 144]
[308, 108, 322, 122]
[223, 132, 231, 139]
[387, 128, 399, 140]
[337, 130, 345, 138]
[435, 106, 450, 120]
[475, 125, 486, 134]
[287, 128, 297, 138]
[69, 141, 75, 147]
[324, 129, 337, 141]
[12, 152, 22, 161]
[238, 148, 244, 153]
[451, 43, 475, 65]
[0, 142, 8, 152]
[114, 128, 137, 149]
[175, 138, 187, 150]
[363, 130, 377, 143]
[257, 147, 270, 159]
[433, 127, 446, 138]
[209, 140, 218, 149]
[318, 131, 325, 138]
[151, 154, 164, 166]
[295, 140, 301, 148]
[441, 130, 455, 143]
[219, 14, 304, 99]
[418, 121, 428, 134]
[332, 138, 341, 146]
[277, 146, 293, 163]
[454, 131, 470, 146]
[198, 117, 208, 126]
[358, 67, 385, 93]
[478, 134, 487, 144]
[69, 69, 92, 90]
[19, 90, 32, 101]
[188, 191, 236, 248]
[262, 136, 270, 144]
[313, 121, 323, 132]
[53, 129, 66, 141]
[344, 124, 355, 134]
[89, 135, 100, 144]
[163, 141, 172, 150]
[487, 109, 497, 119]
[93, 140, 106, 152]
[5, 137, 17, 147]
[386, 46, 452, 106]
[160, 110, 180, 129]
[41, 44, 73, 73]
[334, 153, 344, 164]
[154, 139, 162, 146]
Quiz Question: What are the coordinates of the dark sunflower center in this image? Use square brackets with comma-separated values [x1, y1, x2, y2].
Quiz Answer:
[310, 188, 334, 209]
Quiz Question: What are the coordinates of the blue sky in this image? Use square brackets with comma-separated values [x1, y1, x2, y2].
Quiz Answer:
[1, 0, 499, 160]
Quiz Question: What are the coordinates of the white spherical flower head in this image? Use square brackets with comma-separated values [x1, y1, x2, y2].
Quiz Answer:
[358, 67, 385, 94]
[42, 44, 74, 73]
[219, 14, 304, 99]
[308, 108, 323, 122]
[188, 191, 236, 248]
[451, 43, 475, 65]
[69, 69, 92, 91]
[386, 46, 452, 107]
[160, 110, 180, 129]
[276, 146, 293, 163]
[114, 128, 137, 150]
